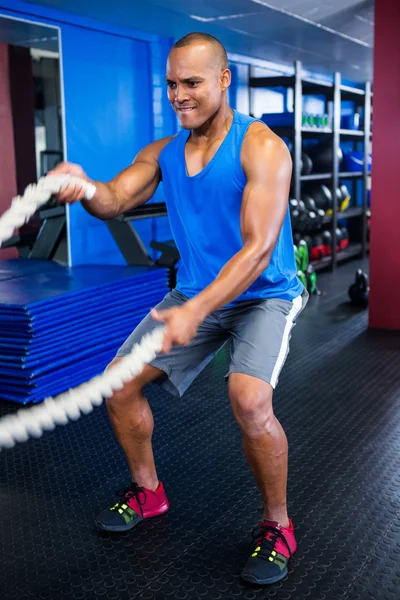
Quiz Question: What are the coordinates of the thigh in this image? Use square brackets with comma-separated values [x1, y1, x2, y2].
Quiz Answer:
[226, 290, 308, 389]
[116, 289, 230, 398]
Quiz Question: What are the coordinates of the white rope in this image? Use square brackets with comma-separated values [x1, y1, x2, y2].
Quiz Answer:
[0, 327, 164, 450]
[0, 175, 165, 450]
[0, 175, 96, 246]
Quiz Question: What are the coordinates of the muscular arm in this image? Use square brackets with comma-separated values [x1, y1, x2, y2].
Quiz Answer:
[65, 137, 172, 220]
[187, 123, 292, 319]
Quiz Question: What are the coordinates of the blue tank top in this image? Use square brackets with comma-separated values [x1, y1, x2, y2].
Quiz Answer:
[158, 110, 303, 304]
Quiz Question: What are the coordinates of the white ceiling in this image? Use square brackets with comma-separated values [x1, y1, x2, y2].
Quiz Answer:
[20, 0, 374, 82]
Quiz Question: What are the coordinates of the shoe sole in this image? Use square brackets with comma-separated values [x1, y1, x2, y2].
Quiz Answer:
[95, 515, 143, 532]
[95, 504, 169, 533]
[241, 567, 288, 585]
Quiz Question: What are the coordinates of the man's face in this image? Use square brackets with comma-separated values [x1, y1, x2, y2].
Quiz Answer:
[166, 43, 229, 129]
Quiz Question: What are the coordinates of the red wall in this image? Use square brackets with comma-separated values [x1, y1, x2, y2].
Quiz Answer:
[0, 43, 18, 259]
[8, 45, 40, 240]
[8, 45, 37, 195]
[369, 0, 400, 329]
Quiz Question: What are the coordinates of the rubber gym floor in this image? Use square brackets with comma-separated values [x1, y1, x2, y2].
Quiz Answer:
[1, 258, 399, 600]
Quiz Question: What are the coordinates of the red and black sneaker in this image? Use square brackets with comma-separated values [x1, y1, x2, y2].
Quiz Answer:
[241, 519, 297, 585]
[96, 481, 169, 532]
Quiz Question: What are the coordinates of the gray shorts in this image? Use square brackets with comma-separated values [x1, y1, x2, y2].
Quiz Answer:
[116, 288, 308, 398]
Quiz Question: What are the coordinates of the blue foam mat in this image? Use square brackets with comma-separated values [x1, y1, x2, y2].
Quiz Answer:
[0, 263, 168, 308]
[0, 319, 147, 378]
[0, 272, 168, 317]
[0, 259, 65, 282]
[0, 309, 148, 351]
[0, 317, 145, 367]
[0, 291, 167, 346]
[0, 337, 122, 381]
[0, 278, 166, 323]
[0, 315, 143, 349]
[0, 351, 117, 404]
[0, 298, 165, 337]
[0, 260, 169, 404]
[0, 282, 168, 332]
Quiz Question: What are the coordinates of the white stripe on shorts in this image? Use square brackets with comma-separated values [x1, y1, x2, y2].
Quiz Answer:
[270, 294, 304, 388]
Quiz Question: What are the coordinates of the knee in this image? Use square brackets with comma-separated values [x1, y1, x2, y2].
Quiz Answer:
[104, 359, 144, 412]
[229, 382, 274, 438]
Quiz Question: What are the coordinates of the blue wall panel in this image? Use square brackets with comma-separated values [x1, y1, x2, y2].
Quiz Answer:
[0, 0, 171, 266]
[61, 26, 154, 265]
[144, 34, 176, 259]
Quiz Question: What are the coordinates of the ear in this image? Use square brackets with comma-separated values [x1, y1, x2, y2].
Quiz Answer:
[220, 68, 231, 91]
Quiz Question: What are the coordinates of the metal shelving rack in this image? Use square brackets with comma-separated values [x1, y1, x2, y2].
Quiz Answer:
[249, 60, 372, 272]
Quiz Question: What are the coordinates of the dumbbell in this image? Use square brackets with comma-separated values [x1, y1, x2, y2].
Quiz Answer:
[290, 198, 309, 233]
[302, 195, 326, 232]
[348, 269, 369, 307]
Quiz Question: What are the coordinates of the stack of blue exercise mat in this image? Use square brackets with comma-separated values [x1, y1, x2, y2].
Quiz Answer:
[0, 260, 169, 404]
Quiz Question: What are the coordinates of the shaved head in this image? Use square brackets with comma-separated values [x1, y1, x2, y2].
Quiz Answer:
[166, 32, 231, 130]
[172, 32, 228, 72]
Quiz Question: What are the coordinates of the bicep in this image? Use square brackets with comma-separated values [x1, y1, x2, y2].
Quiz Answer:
[241, 135, 292, 251]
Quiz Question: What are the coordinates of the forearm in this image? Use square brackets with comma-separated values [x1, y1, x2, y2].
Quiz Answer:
[81, 181, 121, 220]
[187, 246, 270, 320]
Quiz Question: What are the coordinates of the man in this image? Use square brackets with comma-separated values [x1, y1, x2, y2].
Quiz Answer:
[52, 32, 308, 585]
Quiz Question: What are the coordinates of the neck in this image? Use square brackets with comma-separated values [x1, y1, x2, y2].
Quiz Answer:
[190, 104, 234, 143]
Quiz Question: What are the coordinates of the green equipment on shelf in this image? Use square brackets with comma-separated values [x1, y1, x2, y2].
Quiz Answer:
[294, 240, 320, 295]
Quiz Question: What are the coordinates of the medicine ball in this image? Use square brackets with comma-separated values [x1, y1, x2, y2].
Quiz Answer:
[305, 184, 333, 212]
[311, 141, 343, 173]
[301, 153, 313, 175]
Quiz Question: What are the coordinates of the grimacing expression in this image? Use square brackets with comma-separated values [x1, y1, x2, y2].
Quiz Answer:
[166, 44, 230, 129]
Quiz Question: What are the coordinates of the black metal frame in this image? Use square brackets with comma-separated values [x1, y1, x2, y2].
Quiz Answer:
[105, 203, 180, 288]
[30, 206, 66, 260]
[1, 205, 67, 260]
[105, 202, 180, 268]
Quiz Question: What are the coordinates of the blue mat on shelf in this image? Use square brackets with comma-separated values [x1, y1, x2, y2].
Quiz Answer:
[0, 260, 169, 405]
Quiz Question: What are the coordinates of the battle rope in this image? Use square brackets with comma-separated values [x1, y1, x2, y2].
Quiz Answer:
[0, 175, 96, 245]
[0, 175, 165, 450]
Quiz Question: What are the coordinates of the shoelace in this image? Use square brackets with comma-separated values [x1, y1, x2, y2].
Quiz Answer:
[114, 482, 147, 517]
[249, 523, 292, 560]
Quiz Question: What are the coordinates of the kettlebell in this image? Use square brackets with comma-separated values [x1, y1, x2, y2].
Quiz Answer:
[348, 269, 369, 307]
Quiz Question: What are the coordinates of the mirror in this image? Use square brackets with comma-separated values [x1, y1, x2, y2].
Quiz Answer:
[0, 14, 65, 260]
